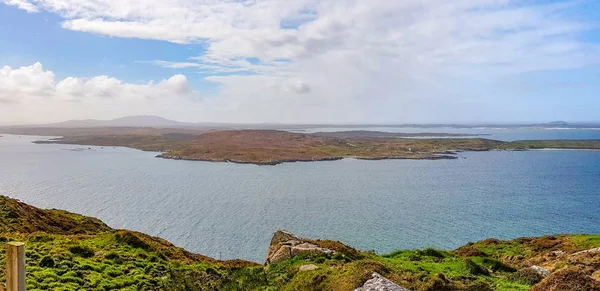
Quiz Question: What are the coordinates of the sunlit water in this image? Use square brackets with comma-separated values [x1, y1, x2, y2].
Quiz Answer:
[0, 134, 599, 262]
[291, 127, 600, 141]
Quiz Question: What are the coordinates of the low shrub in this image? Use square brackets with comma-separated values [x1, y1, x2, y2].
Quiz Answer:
[59, 275, 84, 285]
[466, 280, 494, 291]
[508, 268, 543, 285]
[68, 246, 94, 258]
[481, 258, 516, 273]
[422, 273, 457, 291]
[39, 256, 55, 268]
[465, 259, 489, 276]
[115, 232, 151, 250]
[30, 235, 53, 242]
[105, 252, 119, 259]
[419, 248, 445, 258]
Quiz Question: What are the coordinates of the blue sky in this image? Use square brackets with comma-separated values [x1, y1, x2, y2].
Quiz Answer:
[0, 5, 212, 87]
[0, 0, 599, 124]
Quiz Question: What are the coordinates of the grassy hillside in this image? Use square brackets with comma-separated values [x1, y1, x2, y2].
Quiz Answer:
[0, 197, 261, 290]
[0, 196, 598, 290]
[500, 140, 600, 150]
[32, 130, 502, 164]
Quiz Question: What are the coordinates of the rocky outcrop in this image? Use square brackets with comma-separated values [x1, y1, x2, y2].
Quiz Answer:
[266, 230, 334, 264]
[572, 247, 600, 256]
[355, 272, 410, 291]
[530, 265, 551, 277]
[298, 264, 319, 272]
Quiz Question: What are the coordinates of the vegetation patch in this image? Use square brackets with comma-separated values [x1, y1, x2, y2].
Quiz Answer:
[22, 128, 600, 165]
[465, 258, 490, 276]
[115, 232, 151, 250]
[508, 268, 543, 285]
[480, 258, 516, 273]
[68, 245, 94, 258]
[38, 256, 55, 268]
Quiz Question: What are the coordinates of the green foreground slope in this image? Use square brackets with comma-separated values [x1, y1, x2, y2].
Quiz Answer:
[0, 196, 598, 291]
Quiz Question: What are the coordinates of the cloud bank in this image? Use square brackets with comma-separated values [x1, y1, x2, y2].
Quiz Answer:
[1, 0, 599, 124]
[0, 63, 197, 123]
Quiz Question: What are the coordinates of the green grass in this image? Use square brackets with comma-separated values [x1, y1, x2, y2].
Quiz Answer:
[0, 233, 268, 291]
[0, 235, 531, 291]
[1, 196, 599, 290]
[500, 140, 600, 150]
[466, 239, 531, 258]
[568, 234, 600, 250]
[2, 231, 596, 290]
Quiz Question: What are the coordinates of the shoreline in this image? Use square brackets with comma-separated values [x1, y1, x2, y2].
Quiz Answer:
[112, 146, 600, 165]
[528, 148, 600, 152]
[155, 154, 346, 165]
[156, 153, 458, 165]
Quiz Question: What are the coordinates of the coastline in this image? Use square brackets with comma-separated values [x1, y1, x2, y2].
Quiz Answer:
[155, 154, 346, 165]
[97, 145, 600, 165]
[156, 153, 459, 165]
[528, 148, 600, 152]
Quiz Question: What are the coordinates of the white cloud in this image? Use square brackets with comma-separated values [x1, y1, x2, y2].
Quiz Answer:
[284, 79, 311, 94]
[0, 63, 193, 103]
[0, 62, 55, 101]
[143, 61, 203, 69]
[9, 0, 597, 71]
[0, 0, 37, 12]
[0, 63, 199, 123]
[1, 0, 599, 123]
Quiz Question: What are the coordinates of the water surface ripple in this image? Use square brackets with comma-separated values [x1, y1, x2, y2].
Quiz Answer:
[0, 134, 599, 262]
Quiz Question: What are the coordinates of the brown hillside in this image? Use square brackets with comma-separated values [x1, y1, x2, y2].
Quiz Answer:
[0, 196, 110, 234]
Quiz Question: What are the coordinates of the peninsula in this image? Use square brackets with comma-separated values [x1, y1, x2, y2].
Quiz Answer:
[12, 128, 599, 165]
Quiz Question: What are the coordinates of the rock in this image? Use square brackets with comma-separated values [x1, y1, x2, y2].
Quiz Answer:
[530, 265, 551, 277]
[266, 230, 334, 264]
[270, 229, 298, 246]
[355, 272, 410, 291]
[550, 250, 565, 257]
[299, 264, 319, 272]
[572, 247, 600, 256]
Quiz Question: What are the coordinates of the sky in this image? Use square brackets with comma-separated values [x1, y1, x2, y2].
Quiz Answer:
[0, 0, 599, 125]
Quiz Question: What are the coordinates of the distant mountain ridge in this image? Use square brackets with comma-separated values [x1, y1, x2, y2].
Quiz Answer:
[47, 115, 200, 128]
[9, 115, 600, 129]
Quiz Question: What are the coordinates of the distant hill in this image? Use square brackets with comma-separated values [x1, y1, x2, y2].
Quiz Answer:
[37, 115, 280, 129]
[547, 121, 569, 126]
[6, 115, 600, 130]
[46, 115, 199, 128]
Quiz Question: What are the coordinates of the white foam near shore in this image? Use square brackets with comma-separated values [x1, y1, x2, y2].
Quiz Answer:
[543, 127, 600, 130]
[530, 148, 600, 151]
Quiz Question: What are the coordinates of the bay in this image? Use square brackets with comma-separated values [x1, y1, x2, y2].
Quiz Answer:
[0, 134, 599, 262]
